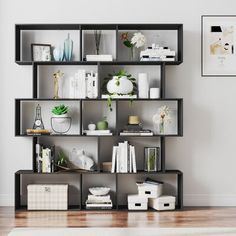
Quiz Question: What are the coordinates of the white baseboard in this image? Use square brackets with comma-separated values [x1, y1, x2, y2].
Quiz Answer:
[184, 194, 236, 206]
[1, 194, 236, 207]
[0, 194, 14, 206]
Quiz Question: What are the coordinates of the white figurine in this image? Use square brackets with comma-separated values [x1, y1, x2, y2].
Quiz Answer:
[70, 148, 94, 171]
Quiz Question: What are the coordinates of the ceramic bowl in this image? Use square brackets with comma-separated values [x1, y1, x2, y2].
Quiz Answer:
[89, 187, 110, 196]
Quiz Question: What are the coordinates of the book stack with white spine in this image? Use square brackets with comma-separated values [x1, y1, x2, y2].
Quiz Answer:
[111, 141, 137, 173]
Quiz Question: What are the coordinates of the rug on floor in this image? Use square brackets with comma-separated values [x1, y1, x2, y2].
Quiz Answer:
[8, 227, 236, 236]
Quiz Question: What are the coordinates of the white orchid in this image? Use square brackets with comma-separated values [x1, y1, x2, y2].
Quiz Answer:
[131, 32, 146, 48]
[152, 105, 171, 124]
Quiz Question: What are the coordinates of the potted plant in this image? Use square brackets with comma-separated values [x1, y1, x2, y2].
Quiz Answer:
[52, 104, 69, 123]
[102, 70, 137, 111]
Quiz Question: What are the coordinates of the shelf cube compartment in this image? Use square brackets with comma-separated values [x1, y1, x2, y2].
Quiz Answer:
[117, 25, 182, 62]
[117, 100, 181, 136]
[99, 136, 162, 172]
[99, 65, 161, 98]
[81, 25, 117, 61]
[37, 136, 99, 172]
[16, 171, 81, 210]
[35, 64, 98, 99]
[16, 25, 80, 63]
[117, 172, 179, 210]
[82, 100, 116, 135]
[15, 99, 81, 136]
[81, 173, 117, 209]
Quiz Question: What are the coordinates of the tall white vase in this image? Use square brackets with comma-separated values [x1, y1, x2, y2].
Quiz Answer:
[138, 73, 149, 98]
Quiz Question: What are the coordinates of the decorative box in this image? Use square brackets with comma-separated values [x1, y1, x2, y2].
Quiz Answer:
[27, 184, 68, 210]
[128, 194, 148, 210]
[149, 195, 176, 211]
[137, 183, 163, 198]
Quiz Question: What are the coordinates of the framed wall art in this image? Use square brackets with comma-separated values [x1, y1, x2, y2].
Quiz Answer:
[31, 43, 51, 61]
[201, 15, 236, 77]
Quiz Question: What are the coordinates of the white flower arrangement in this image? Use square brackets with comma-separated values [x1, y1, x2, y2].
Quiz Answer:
[131, 32, 146, 48]
[152, 105, 171, 124]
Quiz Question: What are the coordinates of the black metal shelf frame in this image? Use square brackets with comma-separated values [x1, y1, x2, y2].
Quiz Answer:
[14, 23, 184, 211]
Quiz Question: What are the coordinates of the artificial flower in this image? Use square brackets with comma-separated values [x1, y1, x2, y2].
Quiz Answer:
[131, 32, 146, 48]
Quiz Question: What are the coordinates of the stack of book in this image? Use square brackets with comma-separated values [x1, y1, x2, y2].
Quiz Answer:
[35, 144, 55, 173]
[111, 141, 137, 173]
[69, 70, 98, 99]
[85, 194, 113, 209]
[120, 124, 153, 136]
[83, 130, 112, 136]
[140, 44, 176, 61]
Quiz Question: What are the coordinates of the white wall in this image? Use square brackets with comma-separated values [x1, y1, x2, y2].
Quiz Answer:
[0, 0, 236, 206]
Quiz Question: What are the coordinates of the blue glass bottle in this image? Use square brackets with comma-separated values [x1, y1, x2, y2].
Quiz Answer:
[64, 33, 73, 61]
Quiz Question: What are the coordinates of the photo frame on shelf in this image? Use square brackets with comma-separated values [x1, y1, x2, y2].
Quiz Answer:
[201, 15, 236, 77]
[31, 43, 52, 61]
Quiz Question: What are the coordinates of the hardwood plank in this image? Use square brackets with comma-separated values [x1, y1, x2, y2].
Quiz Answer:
[1, 207, 236, 235]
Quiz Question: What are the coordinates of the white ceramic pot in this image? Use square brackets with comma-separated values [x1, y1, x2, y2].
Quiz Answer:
[107, 76, 133, 94]
[53, 113, 68, 123]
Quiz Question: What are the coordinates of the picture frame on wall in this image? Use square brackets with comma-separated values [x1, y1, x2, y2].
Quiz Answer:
[31, 43, 52, 61]
[201, 15, 236, 77]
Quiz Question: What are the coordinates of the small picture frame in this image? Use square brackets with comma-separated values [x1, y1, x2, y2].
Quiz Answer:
[144, 147, 159, 172]
[31, 43, 52, 61]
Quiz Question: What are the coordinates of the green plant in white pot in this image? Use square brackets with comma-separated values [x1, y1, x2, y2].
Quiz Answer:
[102, 70, 137, 111]
[52, 104, 69, 123]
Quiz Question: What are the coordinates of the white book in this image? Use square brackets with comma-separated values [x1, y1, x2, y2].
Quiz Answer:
[131, 146, 137, 173]
[129, 144, 132, 173]
[116, 144, 121, 173]
[86, 54, 113, 61]
[84, 130, 111, 135]
[111, 146, 118, 173]
[124, 141, 128, 173]
[119, 143, 126, 173]
[120, 132, 153, 136]
[101, 94, 137, 99]
[78, 69, 86, 98]
[87, 195, 110, 202]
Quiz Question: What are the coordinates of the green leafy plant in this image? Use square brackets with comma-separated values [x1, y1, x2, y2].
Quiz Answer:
[56, 150, 68, 169]
[52, 104, 68, 115]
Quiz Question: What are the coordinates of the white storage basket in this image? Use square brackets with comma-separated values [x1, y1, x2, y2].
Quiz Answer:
[138, 183, 163, 198]
[27, 184, 68, 210]
[149, 195, 176, 211]
[128, 194, 148, 210]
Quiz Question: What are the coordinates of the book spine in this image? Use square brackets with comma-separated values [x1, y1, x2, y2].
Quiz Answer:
[111, 146, 117, 173]
[131, 146, 137, 173]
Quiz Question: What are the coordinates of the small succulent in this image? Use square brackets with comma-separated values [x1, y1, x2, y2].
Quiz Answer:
[52, 104, 68, 115]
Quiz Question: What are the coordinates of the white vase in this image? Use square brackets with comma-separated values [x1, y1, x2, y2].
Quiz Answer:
[53, 113, 68, 123]
[53, 46, 64, 61]
[138, 73, 149, 98]
[107, 76, 133, 94]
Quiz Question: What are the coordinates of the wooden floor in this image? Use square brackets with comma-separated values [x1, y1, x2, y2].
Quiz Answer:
[1, 207, 236, 235]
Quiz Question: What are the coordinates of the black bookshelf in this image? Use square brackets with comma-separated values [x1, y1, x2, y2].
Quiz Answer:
[14, 23, 184, 211]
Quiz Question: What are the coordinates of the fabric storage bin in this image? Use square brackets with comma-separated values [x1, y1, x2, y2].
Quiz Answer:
[128, 194, 148, 210]
[27, 184, 68, 210]
[137, 183, 163, 198]
[149, 195, 176, 211]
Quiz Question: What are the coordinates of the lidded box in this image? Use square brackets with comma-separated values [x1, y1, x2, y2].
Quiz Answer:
[149, 195, 176, 211]
[128, 194, 148, 210]
[27, 184, 68, 210]
[137, 182, 163, 198]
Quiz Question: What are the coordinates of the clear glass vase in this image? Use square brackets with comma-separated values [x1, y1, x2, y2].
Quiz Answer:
[144, 147, 158, 172]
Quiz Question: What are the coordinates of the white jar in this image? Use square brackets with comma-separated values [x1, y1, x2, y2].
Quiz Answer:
[150, 88, 160, 99]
